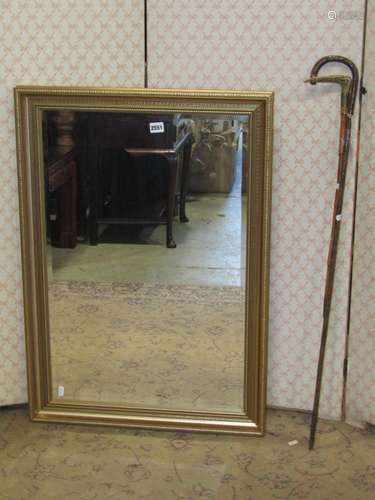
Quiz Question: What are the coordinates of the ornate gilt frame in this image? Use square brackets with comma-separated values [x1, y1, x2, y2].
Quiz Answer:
[14, 86, 273, 435]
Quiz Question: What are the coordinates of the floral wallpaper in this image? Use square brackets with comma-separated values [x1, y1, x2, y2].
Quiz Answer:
[0, 0, 371, 424]
[0, 0, 144, 405]
[147, 0, 364, 419]
[346, 0, 375, 427]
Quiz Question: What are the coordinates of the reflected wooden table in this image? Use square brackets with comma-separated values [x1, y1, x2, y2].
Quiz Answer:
[124, 131, 193, 248]
[88, 131, 193, 249]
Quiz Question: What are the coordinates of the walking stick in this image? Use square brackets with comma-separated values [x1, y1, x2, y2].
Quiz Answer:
[305, 55, 359, 450]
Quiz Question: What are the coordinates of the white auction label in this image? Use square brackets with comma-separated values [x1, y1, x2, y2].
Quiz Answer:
[149, 122, 164, 133]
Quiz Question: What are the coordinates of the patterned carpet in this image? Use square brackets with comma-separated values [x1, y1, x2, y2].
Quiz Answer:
[0, 407, 374, 499]
[49, 281, 246, 412]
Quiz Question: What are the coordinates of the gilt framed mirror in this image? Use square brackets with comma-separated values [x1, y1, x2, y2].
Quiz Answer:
[15, 86, 273, 434]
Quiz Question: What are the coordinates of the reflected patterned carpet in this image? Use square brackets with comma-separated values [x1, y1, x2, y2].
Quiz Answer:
[49, 281, 245, 412]
[0, 407, 374, 500]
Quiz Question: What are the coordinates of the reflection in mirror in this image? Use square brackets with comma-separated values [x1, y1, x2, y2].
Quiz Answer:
[44, 110, 249, 412]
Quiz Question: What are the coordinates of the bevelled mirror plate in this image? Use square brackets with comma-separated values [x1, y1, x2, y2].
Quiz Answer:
[15, 86, 273, 435]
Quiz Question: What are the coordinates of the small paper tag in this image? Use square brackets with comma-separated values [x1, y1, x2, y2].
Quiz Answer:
[288, 439, 299, 446]
[336, 214, 342, 221]
[58, 385, 64, 397]
[149, 122, 164, 134]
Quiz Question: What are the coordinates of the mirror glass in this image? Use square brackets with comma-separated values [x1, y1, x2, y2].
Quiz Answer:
[43, 110, 249, 412]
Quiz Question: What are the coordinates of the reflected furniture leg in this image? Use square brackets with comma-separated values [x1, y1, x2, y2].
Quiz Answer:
[166, 154, 178, 248]
[179, 139, 192, 223]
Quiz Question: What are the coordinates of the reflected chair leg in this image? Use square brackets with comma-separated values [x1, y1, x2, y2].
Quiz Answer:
[180, 140, 192, 223]
[166, 155, 177, 248]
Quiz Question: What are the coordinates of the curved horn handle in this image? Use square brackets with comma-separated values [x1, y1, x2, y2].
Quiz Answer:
[309, 55, 359, 114]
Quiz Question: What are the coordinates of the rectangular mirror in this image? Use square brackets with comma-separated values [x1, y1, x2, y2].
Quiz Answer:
[15, 87, 273, 434]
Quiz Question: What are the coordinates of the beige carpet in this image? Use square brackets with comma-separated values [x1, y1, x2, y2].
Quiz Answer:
[49, 280, 246, 412]
[1, 407, 374, 500]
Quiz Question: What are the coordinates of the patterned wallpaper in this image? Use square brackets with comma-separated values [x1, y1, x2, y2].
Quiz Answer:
[0, 0, 369, 422]
[0, 0, 144, 405]
[346, 0, 375, 426]
[147, 0, 364, 418]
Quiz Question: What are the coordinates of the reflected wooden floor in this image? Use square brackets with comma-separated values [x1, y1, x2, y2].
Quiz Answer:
[50, 193, 247, 287]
